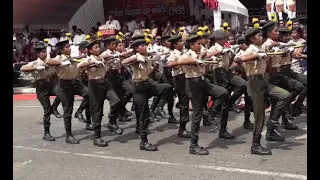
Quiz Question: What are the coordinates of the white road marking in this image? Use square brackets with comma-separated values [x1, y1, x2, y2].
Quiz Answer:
[295, 134, 307, 140]
[13, 160, 32, 168]
[261, 130, 267, 136]
[13, 106, 79, 108]
[13, 145, 307, 180]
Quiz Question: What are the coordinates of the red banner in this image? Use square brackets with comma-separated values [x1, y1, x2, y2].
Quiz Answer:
[103, 0, 190, 22]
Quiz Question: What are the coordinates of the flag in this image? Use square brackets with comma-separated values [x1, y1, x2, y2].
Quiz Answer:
[203, 0, 219, 11]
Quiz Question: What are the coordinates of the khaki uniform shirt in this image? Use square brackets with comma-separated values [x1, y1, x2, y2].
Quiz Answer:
[130, 53, 153, 82]
[179, 49, 205, 78]
[81, 55, 108, 80]
[207, 43, 230, 69]
[242, 44, 267, 76]
[167, 49, 184, 76]
[22, 58, 54, 81]
[261, 38, 282, 68]
[280, 53, 292, 66]
[54, 54, 80, 80]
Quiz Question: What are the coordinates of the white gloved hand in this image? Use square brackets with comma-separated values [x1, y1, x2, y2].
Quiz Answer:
[160, 55, 166, 61]
[258, 53, 267, 59]
[95, 61, 105, 66]
[272, 47, 281, 52]
[288, 47, 295, 52]
[279, 42, 288, 46]
[60, 60, 71, 67]
[222, 49, 230, 54]
[112, 54, 120, 58]
[36, 66, 45, 71]
[196, 59, 205, 65]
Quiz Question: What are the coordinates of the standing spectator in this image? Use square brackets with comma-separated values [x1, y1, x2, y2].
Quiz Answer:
[13, 33, 26, 63]
[37, 28, 47, 41]
[71, 25, 77, 39]
[27, 33, 38, 61]
[162, 21, 173, 36]
[141, 15, 151, 29]
[48, 33, 58, 47]
[22, 25, 32, 44]
[126, 16, 137, 33]
[73, 29, 86, 44]
[106, 14, 121, 31]
[150, 21, 158, 37]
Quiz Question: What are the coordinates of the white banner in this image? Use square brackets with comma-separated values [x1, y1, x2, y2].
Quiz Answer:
[213, 7, 221, 30]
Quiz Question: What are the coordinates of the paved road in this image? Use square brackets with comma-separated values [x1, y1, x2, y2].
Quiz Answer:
[13, 99, 307, 180]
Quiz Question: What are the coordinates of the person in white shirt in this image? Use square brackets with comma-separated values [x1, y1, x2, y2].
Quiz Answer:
[132, 23, 145, 37]
[48, 33, 58, 47]
[125, 16, 137, 33]
[59, 31, 68, 42]
[106, 14, 121, 31]
[73, 29, 86, 44]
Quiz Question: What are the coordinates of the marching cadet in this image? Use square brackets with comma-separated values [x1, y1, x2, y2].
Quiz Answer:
[77, 40, 124, 147]
[121, 39, 173, 151]
[100, 36, 131, 122]
[207, 29, 246, 115]
[46, 40, 90, 144]
[150, 35, 178, 124]
[262, 24, 303, 132]
[166, 34, 191, 138]
[78, 41, 89, 86]
[20, 42, 61, 141]
[114, 39, 134, 118]
[178, 35, 230, 155]
[231, 37, 254, 130]
[241, 28, 291, 155]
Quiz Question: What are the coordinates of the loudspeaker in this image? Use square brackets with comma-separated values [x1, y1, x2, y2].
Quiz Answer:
[194, 0, 205, 10]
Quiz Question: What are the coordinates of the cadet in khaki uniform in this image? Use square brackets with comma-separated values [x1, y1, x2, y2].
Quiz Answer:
[100, 36, 131, 123]
[166, 35, 191, 138]
[178, 35, 230, 155]
[20, 42, 61, 141]
[279, 26, 307, 116]
[122, 39, 173, 151]
[150, 35, 178, 124]
[231, 37, 254, 130]
[46, 40, 90, 144]
[207, 30, 246, 114]
[241, 28, 291, 155]
[78, 41, 90, 87]
[262, 24, 303, 133]
[78, 40, 124, 147]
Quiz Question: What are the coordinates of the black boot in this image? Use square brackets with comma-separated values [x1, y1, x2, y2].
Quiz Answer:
[66, 135, 80, 144]
[85, 116, 93, 131]
[219, 130, 235, 139]
[149, 110, 159, 122]
[43, 126, 55, 141]
[124, 108, 133, 117]
[266, 129, 285, 142]
[140, 135, 157, 151]
[64, 118, 80, 144]
[51, 106, 62, 118]
[154, 107, 170, 119]
[178, 121, 191, 138]
[203, 109, 219, 129]
[251, 135, 272, 155]
[168, 116, 179, 124]
[243, 121, 253, 130]
[281, 118, 298, 130]
[74, 110, 86, 123]
[284, 109, 295, 121]
[108, 114, 123, 135]
[189, 137, 209, 155]
[93, 130, 108, 147]
[118, 114, 131, 122]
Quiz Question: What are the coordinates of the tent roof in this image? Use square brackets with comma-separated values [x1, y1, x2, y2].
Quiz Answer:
[219, 0, 248, 17]
[13, 0, 87, 24]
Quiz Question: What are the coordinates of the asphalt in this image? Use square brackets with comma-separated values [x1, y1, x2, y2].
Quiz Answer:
[13, 99, 307, 180]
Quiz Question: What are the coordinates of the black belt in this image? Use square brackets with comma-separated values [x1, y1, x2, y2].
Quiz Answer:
[247, 74, 266, 80]
[270, 67, 282, 73]
[59, 79, 77, 83]
[89, 78, 105, 84]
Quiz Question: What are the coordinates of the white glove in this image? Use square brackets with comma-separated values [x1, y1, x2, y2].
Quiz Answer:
[258, 53, 267, 59]
[211, 56, 217, 61]
[95, 61, 105, 66]
[272, 47, 281, 52]
[36, 66, 45, 71]
[160, 55, 166, 61]
[279, 42, 288, 46]
[288, 47, 295, 52]
[196, 59, 205, 65]
[60, 60, 71, 67]
[222, 49, 230, 54]
[112, 54, 120, 58]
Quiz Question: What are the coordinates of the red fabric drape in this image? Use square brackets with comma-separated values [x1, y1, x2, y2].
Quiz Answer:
[203, 0, 219, 10]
